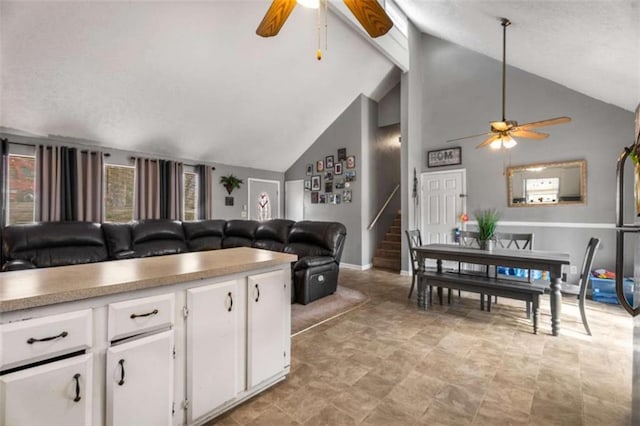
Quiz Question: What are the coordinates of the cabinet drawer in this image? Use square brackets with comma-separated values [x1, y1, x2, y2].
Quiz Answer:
[0, 309, 92, 371]
[108, 293, 175, 342]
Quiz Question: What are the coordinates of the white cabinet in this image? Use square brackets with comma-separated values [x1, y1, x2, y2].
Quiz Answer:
[247, 270, 288, 388]
[106, 329, 174, 426]
[0, 353, 93, 426]
[186, 280, 243, 423]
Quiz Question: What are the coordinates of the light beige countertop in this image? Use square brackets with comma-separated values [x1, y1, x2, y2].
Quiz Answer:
[0, 247, 297, 313]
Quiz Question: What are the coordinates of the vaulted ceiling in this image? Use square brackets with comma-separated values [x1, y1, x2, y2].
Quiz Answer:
[1, 1, 638, 173]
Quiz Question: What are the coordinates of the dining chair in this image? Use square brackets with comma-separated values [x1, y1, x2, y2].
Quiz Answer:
[458, 230, 489, 308]
[552, 237, 600, 335]
[405, 230, 423, 299]
[488, 232, 534, 316]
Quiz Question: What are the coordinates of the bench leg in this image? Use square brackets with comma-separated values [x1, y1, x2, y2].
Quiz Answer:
[438, 287, 443, 305]
[532, 297, 539, 334]
[487, 295, 492, 312]
[447, 289, 452, 305]
[429, 285, 433, 306]
[480, 293, 485, 311]
[526, 302, 531, 319]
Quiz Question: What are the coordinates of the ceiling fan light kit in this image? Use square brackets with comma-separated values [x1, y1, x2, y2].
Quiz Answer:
[447, 17, 571, 150]
[256, 0, 393, 60]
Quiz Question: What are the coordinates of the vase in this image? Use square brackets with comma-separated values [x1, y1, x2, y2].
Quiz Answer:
[480, 239, 494, 251]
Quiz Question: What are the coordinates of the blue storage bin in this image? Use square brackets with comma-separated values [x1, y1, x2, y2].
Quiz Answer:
[590, 277, 635, 305]
[497, 267, 548, 281]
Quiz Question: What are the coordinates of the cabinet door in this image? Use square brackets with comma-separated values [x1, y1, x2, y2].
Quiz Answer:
[247, 270, 288, 388]
[186, 280, 243, 422]
[0, 353, 93, 426]
[106, 330, 174, 426]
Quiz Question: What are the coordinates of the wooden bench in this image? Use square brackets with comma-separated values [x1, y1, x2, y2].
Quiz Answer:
[417, 270, 547, 334]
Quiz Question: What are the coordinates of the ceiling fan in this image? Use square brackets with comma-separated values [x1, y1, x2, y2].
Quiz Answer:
[448, 18, 571, 150]
[256, 0, 393, 39]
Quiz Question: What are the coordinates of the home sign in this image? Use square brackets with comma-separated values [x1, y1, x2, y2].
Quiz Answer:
[427, 147, 461, 168]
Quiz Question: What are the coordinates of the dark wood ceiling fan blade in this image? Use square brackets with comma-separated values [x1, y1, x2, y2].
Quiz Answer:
[256, 0, 297, 37]
[476, 134, 500, 149]
[517, 116, 571, 130]
[446, 132, 493, 143]
[510, 129, 549, 140]
[343, 0, 393, 38]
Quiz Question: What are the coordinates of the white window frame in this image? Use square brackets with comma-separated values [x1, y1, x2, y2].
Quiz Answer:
[183, 170, 199, 221]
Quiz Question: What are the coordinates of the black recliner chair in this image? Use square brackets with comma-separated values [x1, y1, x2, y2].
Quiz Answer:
[285, 221, 347, 305]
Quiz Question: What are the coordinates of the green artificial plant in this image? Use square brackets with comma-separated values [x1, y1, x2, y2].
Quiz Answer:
[475, 209, 500, 241]
[220, 174, 243, 195]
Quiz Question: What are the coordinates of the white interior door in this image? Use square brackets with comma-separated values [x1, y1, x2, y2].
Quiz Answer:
[420, 169, 466, 266]
[248, 178, 280, 221]
[285, 180, 304, 221]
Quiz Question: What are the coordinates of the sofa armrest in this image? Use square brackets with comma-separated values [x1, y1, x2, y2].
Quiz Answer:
[293, 256, 335, 271]
[2, 259, 37, 272]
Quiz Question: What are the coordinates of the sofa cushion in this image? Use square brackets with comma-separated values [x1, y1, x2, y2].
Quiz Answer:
[102, 223, 136, 260]
[222, 220, 259, 248]
[183, 220, 226, 251]
[131, 220, 187, 257]
[253, 219, 295, 252]
[2, 222, 108, 268]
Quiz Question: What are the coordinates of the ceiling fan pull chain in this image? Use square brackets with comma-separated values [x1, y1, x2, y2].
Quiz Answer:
[316, 3, 323, 60]
[324, 0, 328, 52]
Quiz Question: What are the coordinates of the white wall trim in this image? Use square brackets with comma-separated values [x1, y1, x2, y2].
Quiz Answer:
[466, 220, 615, 229]
[340, 263, 372, 271]
[400, 270, 411, 276]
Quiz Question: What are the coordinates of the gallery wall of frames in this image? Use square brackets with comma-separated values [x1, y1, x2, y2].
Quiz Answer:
[304, 147, 356, 206]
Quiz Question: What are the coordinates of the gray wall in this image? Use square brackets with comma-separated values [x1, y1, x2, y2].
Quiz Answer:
[0, 131, 284, 221]
[285, 97, 364, 266]
[378, 83, 401, 127]
[285, 94, 401, 267]
[417, 33, 636, 277]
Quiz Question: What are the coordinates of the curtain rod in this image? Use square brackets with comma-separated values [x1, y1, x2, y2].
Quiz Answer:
[129, 156, 215, 170]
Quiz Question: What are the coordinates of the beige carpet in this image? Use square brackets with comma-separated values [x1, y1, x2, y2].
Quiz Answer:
[291, 286, 368, 335]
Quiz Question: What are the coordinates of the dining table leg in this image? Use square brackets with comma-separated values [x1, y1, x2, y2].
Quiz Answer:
[550, 269, 562, 336]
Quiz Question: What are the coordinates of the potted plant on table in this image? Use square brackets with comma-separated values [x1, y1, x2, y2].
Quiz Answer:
[475, 209, 500, 250]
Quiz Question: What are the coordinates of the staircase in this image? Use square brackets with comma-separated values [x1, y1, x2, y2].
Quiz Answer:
[372, 211, 401, 271]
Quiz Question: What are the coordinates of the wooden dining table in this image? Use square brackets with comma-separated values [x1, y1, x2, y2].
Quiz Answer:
[414, 244, 571, 336]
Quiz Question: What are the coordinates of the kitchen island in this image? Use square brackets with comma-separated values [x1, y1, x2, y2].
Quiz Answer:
[0, 247, 296, 426]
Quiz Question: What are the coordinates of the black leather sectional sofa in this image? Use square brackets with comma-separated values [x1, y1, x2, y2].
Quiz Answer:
[1, 219, 347, 304]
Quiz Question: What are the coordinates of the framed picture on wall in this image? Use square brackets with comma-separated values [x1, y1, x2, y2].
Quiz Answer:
[346, 155, 356, 169]
[334, 162, 343, 175]
[345, 171, 356, 182]
[304, 179, 311, 191]
[343, 190, 352, 203]
[325, 181, 333, 193]
[317, 160, 324, 172]
[311, 192, 319, 204]
[306, 164, 313, 175]
[325, 155, 334, 169]
[338, 148, 347, 161]
[311, 175, 321, 191]
[319, 194, 326, 203]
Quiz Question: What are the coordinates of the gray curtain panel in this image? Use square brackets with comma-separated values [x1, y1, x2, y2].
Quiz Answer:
[158, 160, 183, 220]
[197, 165, 213, 220]
[134, 157, 160, 220]
[0, 138, 7, 266]
[76, 150, 104, 222]
[35, 145, 63, 221]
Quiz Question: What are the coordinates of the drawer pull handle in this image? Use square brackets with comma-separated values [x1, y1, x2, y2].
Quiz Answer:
[27, 331, 68, 344]
[130, 309, 159, 319]
[73, 373, 82, 402]
[227, 292, 233, 312]
[255, 283, 260, 302]
[118, 359, 126, 386]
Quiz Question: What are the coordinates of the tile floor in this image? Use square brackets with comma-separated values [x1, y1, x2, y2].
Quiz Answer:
[211, 268, 633, 425]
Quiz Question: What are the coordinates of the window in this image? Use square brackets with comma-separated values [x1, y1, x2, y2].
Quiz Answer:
[7, 154, 36, 225]
[104, 165, 135, 222]
[183, 171, 198, 221]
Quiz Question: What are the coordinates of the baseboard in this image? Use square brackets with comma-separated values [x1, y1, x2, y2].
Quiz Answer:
[340, 263, 372, 271]
[400, 270, 411, 276]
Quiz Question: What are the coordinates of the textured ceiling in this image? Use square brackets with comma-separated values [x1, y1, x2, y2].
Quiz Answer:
[0, 1, 396, 172]
[397, 0, 640, 112]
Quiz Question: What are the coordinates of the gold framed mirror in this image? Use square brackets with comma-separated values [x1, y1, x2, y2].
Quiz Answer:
[506, 160, 587, 207]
